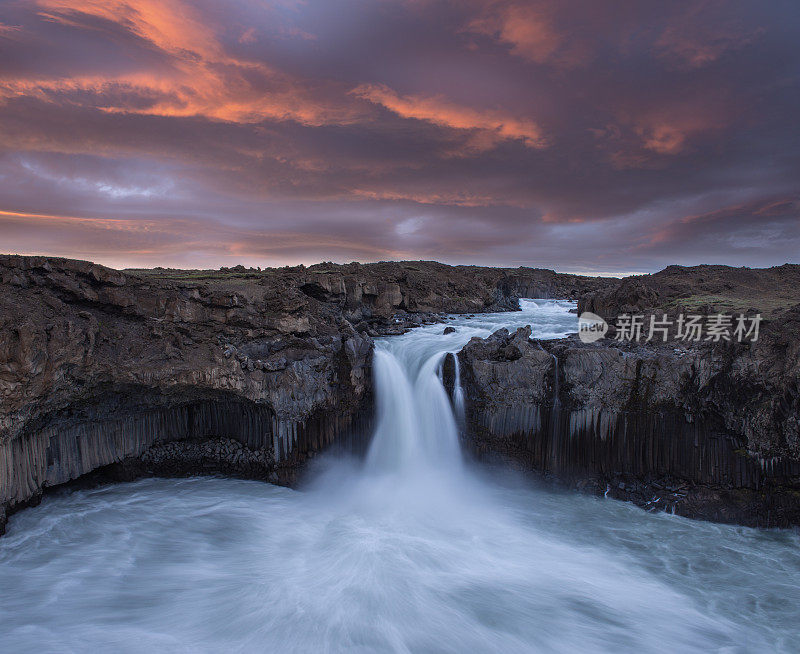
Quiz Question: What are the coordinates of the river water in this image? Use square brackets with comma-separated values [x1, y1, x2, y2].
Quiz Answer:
[1, 300, 799, 653]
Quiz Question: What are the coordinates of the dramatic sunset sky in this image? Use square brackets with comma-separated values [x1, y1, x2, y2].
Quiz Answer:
[0, 0, 798, 272]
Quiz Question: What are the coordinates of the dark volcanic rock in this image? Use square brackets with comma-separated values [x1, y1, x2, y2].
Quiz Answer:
[458, 315, 800, 527]
[441, 353, 457, 400]
[443, 326, 456, 335]
[578, 278, 660, 318]
[0, 256, 375, 533]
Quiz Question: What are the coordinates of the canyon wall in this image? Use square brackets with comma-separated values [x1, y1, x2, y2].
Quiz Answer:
[0, 257, 377, 533]
[4, 255, 797, 531]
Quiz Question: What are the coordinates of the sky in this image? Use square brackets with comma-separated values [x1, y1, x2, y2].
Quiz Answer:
[0, 0, 798, 273]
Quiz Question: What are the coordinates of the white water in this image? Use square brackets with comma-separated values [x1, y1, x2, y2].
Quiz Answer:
[2, 300, 799, 653]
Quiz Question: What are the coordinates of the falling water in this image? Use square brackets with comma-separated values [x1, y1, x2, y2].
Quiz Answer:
[2, 300, 800, 652]
[366, 343, 462, 474]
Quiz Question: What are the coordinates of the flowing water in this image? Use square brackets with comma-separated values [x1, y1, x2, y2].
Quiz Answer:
[1, 300, 799, 653]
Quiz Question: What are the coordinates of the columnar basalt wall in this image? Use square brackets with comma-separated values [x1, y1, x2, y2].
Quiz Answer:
[1, 391, 374, 521]
[1, 387, 374, 534]
[456, 324, 800, 527]
[4, 255, 797, 532]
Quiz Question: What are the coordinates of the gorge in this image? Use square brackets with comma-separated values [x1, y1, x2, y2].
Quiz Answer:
[2, 256, 799, 532]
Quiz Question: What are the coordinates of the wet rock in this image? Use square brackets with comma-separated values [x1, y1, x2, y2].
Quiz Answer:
[441, 353, 457, 400]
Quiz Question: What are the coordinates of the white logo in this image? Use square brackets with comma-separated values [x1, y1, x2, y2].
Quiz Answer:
[578, 312, 608, 343]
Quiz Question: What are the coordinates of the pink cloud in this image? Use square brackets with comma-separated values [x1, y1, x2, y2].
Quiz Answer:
[352, 83, 547, 150]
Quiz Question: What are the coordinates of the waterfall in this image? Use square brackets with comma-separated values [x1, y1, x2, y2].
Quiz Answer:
[7, 300, 781, 654]
[364, 349, 421, 471]
[366, 344, 462, 473]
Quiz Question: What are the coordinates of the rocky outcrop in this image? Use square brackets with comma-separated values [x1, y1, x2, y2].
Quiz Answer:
[577, 278, 660, 319]
[13, 255, 795, 531]
[498, 268, 613, 301]
[578, 263, 800, 320]
[248, 260, 614, 332]
[456, 313, 800, 527]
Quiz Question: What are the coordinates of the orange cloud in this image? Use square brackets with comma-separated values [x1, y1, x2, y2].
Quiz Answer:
[37, 0, 225, 61]
[593, 105, 728, 167]
[352, 83, 547, 150]
[0, 208, 162, 232]
[0, 22, 22, 38]
[637, 123, 690, 155]
[0, 0, 361, 127]
[636, 112, 724, 155]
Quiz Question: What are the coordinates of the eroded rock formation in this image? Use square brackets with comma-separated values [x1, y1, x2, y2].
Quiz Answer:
[5, 255, 797, 531]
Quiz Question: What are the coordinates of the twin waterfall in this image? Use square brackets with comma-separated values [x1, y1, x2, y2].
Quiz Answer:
[366, 345, 463, 473]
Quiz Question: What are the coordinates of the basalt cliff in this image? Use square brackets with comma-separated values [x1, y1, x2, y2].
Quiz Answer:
[0, 255, 608, 534]
[454, 264, 800, 527]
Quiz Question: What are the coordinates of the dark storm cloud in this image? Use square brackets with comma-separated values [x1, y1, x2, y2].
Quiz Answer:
[0, 0, 797, 271]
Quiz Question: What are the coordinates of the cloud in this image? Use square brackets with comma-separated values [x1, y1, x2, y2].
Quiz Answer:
[352, 83, 547, 150]
[654, 2, 765, 68]
[643, 197, 800, 252]
[351, 189, 504, 207]
[466, 3, 562, 64]
[0, 0, 797, 271]
[0, 22, 22, 38]
[0, 0, 362, 126]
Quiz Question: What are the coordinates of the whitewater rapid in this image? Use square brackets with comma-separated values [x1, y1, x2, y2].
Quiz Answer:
[1, 300, 799, 653]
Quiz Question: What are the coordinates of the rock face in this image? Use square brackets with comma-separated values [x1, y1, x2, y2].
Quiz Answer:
[0, 255, 611, 534]
[292, 260, 613, 328]
[0, 256, 377, 533]
[456, 309, 800, 527]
